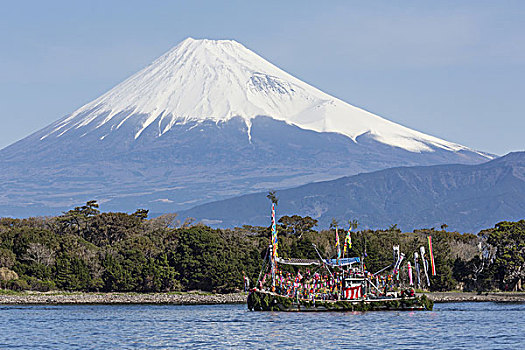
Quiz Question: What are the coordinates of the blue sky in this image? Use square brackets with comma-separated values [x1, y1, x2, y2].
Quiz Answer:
[0, 0, 523, 155]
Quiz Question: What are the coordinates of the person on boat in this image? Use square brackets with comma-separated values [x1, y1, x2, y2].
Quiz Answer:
[243, 272, 250, 292]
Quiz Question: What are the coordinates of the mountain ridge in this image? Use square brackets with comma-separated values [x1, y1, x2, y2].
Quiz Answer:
[179, 152, 525, 232]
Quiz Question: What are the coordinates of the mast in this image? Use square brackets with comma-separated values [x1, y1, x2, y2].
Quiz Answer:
[270, 202, 278, 291]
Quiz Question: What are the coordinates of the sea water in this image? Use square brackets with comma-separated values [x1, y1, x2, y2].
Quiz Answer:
[0, 302, 523, 349]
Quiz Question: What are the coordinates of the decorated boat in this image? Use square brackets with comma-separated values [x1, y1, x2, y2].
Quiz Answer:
[247, 200, 434, 312]
[248, 290, 432, 312]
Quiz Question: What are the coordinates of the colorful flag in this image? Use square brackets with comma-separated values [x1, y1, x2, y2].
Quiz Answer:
[335, 227, 341, 261]
[343, 227, 352, 255]
[414, 252, 421, 287]
[428, 236, 436, 276]
[271, 203, 278, 258]
[408, 262, 413, 285]
[420, 246, 430, 286]
[270, 202, 278, 289]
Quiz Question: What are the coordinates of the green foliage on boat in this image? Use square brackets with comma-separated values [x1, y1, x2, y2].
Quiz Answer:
[247, 291, 433, 311]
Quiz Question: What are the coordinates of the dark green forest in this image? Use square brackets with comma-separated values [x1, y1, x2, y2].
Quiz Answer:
[0, 201, 523, 293]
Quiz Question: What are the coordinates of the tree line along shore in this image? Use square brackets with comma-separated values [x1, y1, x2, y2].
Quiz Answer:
[0, 201, 523, 296]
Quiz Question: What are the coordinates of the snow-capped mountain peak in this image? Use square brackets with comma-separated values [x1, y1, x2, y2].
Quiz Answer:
[1, 38, 495, 218]
[41, 37, 485, 154]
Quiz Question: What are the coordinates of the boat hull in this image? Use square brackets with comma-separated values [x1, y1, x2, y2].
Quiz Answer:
[247, 290, 433, 312]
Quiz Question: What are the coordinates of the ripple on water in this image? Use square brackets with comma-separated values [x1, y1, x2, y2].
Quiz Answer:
[0, 302, 523, 349]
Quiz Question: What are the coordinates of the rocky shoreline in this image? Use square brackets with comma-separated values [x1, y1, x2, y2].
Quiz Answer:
[420, 292, 525, 303]
[0, 292, 247, 305]
[0, 291, 523, 305]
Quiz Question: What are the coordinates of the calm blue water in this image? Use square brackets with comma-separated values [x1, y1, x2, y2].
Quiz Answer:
[0, 302, 523, 349]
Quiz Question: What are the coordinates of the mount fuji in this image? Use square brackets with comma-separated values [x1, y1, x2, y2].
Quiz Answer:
[0, 38, 492, 217]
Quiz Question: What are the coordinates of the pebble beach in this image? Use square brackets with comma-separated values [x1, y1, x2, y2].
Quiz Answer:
[0, 291, 247, 305]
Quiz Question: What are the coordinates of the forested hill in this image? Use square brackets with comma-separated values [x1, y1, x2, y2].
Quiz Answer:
[180, 152, 525, 232]
[0, 202, 523, 293]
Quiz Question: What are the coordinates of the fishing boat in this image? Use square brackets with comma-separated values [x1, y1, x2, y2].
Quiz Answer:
[247, 202, 433, 312]
[247, 256, 433, 312]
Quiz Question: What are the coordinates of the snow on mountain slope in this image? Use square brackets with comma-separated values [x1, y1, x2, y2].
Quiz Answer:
[41, 37, 485, 154]
[0, 37, 496, 218]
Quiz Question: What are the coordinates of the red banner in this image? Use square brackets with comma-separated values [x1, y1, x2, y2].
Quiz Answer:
[344, 286, 362, 299]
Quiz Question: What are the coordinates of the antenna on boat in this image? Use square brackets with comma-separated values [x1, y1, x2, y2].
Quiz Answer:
[373, 263, 394, 276]
[311, 243, 335, 280]
[256, 245, 270, 289]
